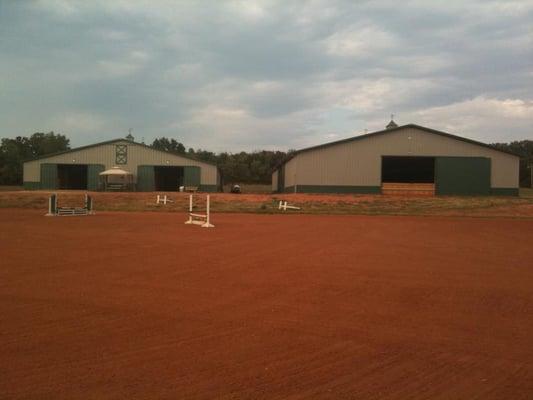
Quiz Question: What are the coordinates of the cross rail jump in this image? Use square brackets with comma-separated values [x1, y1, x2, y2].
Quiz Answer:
[185, 194, 214, 228]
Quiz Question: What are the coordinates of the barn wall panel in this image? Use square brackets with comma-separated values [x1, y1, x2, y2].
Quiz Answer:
[283, 127, 518, 190]
[24, 141, 218, 185]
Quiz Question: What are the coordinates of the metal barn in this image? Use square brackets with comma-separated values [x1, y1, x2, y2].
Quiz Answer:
[23, 138, 220, 192]
[272, 123, 519, 196]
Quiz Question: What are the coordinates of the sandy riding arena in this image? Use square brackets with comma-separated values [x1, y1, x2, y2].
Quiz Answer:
[1, 209, 533, 399]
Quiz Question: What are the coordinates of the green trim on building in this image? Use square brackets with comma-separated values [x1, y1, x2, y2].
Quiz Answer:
[284, 185, 381, 194]
[87, 164, 105, 191]
[23, 181, 41, 190]
[435, 157, 491, 196]
[31, 163, 106, 191]
[136, 165, 216, 192]
[137, 165, 155, 191]
[491, 188, 519, 196]
[115, 144, 128, 165]
[40, 163, 58, 190]
[183, 166, 201, 187]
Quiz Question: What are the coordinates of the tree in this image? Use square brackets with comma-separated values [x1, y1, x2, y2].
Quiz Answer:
[0, 137, 31, 185]
[215, 150, 292, 184]
[193, 149, 218, 164]
[151, 137, 186, 154]
[0, 132, 70, 185]
[27, 132, 70, 157]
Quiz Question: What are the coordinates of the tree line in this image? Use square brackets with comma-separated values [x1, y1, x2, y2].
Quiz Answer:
[151, 137, 292, 184]
[0, 133, 292, 185]
[0, 132, 70, 185]
[1, 132, 531, 187]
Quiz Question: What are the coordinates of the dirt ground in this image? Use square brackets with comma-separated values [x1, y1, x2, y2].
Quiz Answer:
[1, 209, 533, 399]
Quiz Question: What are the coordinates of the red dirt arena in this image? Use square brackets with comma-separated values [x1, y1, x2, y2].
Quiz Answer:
[1, 209, 533, 399]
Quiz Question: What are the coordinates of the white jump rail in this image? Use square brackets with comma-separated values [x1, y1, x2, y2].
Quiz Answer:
[185, 194, 214, 228]
[278, 200, 300, 211]
[156, 195, 174, 205]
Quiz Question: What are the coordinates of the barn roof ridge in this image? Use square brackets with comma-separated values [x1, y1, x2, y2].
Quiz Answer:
[23, 137, 218, 166]
[273, 123, 519, 172]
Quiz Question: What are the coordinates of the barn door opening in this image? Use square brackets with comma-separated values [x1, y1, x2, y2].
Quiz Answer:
[154, 166, 184, 191]
[381, 156, 435, 195]
[57, 164, 88, 190]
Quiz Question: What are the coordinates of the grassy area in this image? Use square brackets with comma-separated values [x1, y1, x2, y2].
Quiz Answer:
[1, 190, 533, 218]
[223, 183, 272, 193]
[0, 186, 23, 191]
[520, 188, 533, 198]
[268, 195, 533, 217]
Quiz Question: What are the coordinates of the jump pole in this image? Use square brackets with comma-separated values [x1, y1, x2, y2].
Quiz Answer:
[46, 193, 58, 216]
[185, 194, 214, 228]
[85, 193, 94, 215]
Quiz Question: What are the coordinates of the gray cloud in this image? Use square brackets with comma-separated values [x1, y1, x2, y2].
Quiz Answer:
[0, 0, 532, 151]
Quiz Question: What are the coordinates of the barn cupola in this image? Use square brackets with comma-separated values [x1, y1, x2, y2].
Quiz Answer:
[386, 116, 398, 129]
[126, 128, 134, 142]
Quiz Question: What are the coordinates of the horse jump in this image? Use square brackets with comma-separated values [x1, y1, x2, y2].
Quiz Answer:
[185, 194, 214, 228]
[156, 195, 173, 205]
[279, 200, 300, 211]
[46, 193, 94, 216]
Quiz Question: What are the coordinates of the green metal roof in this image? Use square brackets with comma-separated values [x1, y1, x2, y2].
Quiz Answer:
[23, 138, 219, 167]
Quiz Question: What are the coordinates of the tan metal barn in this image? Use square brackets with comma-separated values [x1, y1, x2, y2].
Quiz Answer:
[23, 138, 220, 191]
[272, 123, 519, 196]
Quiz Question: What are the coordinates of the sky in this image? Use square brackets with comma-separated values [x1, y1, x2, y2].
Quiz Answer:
[1, 0, 532, 151]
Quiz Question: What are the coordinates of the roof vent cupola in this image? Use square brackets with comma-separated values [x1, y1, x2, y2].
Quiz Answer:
[386, 115, 398, 129]
[126, 128, 134, 142]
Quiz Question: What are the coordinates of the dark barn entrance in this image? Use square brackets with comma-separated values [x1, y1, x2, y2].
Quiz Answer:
[381, 156, 436, 195]
[382, 156, 435, 183]
[154, 166, 184, 191]
[57, 164, 88, 189]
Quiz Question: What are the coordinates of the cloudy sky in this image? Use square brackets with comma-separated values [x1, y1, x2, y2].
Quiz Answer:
[1, 0, 532, 151]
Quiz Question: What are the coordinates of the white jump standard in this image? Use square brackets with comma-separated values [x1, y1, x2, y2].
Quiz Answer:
[46, 193, 94, 216]
[156, 195, 173, 205]
[185, 194, 214, 228]
[278, 200, 300, 211]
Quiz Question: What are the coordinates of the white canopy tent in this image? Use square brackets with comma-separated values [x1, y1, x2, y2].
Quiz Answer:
[99, 166, 134, 191]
